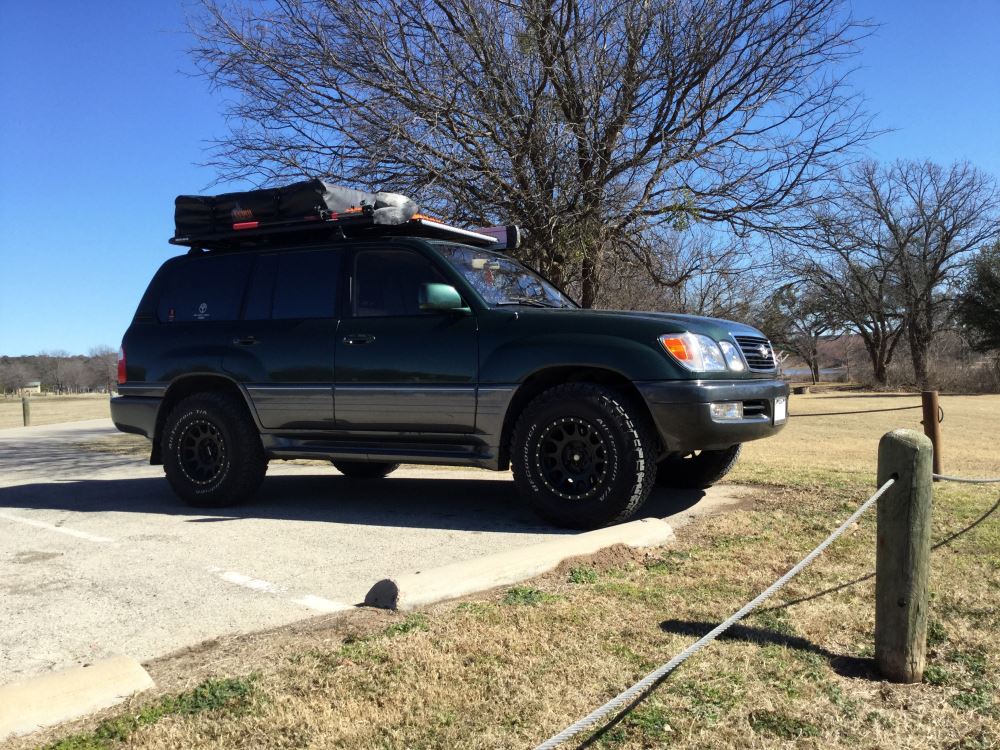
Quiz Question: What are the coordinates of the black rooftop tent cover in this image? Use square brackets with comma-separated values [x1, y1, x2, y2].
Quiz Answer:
[171, 179, 519, 251]
[174, 179, 417, 236]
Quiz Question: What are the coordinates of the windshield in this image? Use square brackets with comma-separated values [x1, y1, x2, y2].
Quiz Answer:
[434, 244, 577, 308]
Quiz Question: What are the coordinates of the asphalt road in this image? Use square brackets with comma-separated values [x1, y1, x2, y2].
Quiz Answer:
[0, 419, 742, 683]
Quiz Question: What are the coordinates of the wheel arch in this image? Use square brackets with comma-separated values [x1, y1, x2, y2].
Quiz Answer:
[497, 365, 659, 470]
[151, 374, 258, 464]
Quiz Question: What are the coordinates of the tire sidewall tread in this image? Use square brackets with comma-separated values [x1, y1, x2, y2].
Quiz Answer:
[162, 392, 266, 507]
[511, 383, 656, 529]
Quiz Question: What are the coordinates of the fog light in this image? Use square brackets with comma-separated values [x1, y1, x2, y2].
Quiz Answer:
[710, 402, 743, 421]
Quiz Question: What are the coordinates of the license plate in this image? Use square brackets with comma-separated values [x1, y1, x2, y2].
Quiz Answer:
[774, 396, 787, 424]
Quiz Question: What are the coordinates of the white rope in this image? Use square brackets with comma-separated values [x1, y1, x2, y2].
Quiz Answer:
[534, 478, 897, 750]
[933, 473, 1000, 484]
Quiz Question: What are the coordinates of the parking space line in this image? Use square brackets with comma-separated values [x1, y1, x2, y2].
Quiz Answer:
[291, 595, 354, 613]
[217, 570, 282, 593]
[208, 568, 354, 614]
[0, 511, 113, 543]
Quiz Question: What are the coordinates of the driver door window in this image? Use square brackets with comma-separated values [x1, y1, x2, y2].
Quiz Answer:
[354, 248, 450, 317]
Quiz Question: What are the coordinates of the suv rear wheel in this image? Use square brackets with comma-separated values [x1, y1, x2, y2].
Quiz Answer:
[655, 445, 741, 489]
[332, 461, 400, 479]
[162, 392, 266, 507]
[511, 383, 656, 529]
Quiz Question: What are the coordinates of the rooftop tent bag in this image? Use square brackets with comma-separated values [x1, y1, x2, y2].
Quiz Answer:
[173, 179, 418, 238]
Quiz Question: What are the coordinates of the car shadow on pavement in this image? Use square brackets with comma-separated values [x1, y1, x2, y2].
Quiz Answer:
[0, 473, 706, 534]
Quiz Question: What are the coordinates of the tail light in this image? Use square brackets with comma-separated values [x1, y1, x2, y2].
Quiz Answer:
[117, 346, 127, 385]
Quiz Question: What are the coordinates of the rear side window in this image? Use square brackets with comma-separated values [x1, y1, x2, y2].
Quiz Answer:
[243, 248, 342, 320]
[157, 254, 253, 323]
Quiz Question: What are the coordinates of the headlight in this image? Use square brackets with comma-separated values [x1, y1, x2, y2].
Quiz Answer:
[658, 332, 728, 372]
[718, 341, 746, 372]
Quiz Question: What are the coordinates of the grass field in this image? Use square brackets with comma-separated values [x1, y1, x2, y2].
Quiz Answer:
[21, 392, 1000, 749]
[0, 394, 110, 429]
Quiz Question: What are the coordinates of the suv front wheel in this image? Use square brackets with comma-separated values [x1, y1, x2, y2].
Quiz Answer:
[511, 383, 657, 529]
[162, 392, 267, 507]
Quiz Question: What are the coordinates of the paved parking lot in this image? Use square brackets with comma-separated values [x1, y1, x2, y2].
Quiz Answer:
[0, 419, 737, 683]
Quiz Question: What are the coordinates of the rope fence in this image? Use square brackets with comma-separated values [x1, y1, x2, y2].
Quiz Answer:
[933, 473, 1000, 484]
[790, 404, 923, 418]
[537, 416, 1000, 749]
[534, 478, 898, 750]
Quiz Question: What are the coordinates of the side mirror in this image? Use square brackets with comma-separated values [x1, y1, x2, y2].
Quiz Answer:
[418, 283, 468, 313]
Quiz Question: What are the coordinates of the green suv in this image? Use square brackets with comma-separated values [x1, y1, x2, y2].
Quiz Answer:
[111, 181, 787, 528]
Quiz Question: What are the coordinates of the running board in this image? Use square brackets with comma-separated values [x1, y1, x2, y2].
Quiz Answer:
[263, 438, 498, 469]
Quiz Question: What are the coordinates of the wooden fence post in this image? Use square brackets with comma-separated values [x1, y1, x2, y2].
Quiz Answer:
[921, 390, 943, 478]
[875, 429, 933, 683]
[22, 397, 31, 427]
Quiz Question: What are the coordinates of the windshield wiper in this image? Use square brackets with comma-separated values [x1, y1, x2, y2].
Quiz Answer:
[496, 296, 558, 308]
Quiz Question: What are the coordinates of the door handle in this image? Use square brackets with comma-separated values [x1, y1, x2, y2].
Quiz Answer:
[342, 334, 375, 345]
[232, 335, 259, 346]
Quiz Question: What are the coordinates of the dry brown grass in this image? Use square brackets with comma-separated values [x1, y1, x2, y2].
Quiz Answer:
[735, 391, 1000, 488]
[23, 392, 1000, 750]
[0, 394, 111, 429]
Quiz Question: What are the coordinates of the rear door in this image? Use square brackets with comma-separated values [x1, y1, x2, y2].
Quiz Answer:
[223, 247, 343, 429]
[334, 246, 478, 433]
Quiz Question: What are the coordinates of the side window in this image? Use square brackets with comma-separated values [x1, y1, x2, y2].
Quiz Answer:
[157, 254, 253, 323]
[243, 249, 342, 320]
[354, 249, 451, 317]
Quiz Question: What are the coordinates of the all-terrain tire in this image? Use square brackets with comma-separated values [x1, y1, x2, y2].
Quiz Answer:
[510, 383, 657, 529]
[162, 392, 266, 508]
[332, 461, 400, 479]
[655, 445, 742, 490]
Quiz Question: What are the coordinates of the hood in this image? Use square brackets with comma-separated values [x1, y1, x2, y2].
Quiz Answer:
[560, 308, 767, 341]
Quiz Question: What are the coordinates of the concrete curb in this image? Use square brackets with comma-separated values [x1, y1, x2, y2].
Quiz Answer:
[364, 517, 675, 610]
[0, 655, 154, 739]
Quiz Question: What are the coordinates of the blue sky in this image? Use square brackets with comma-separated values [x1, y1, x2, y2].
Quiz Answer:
[1, 0, 998, 356]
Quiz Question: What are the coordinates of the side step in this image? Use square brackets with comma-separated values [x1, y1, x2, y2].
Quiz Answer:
[263, 436, 498, 468]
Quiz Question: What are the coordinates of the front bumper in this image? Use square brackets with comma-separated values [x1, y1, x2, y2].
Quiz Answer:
[110, 396, 160, 439]
[635, 379, 789, 453]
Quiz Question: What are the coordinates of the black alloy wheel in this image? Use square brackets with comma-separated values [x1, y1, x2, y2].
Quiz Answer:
[176, 418, 227, 485]
[535, 416, 609, 500]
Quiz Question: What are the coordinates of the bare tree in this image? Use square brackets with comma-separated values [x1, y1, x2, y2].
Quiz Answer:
[0, 361, 31, 395]
[192, 0, 873, 306]
[788, 161, 1000, 388]
[87, 346, 119, 392]
[599, 229, 764, 318]
[787, 234, 906, 385]
[758, 283, 835, 383]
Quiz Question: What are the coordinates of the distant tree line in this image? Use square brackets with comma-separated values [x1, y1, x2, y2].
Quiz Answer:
[0, 349, 118, 395]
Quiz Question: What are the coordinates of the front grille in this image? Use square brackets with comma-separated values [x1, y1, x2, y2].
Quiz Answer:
[742, 399, 768, 418]
[733, 335, 777, 372]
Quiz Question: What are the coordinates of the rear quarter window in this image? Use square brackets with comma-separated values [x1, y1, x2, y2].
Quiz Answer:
[244, 248, 342, 320]
[156, 254, 253, 323]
